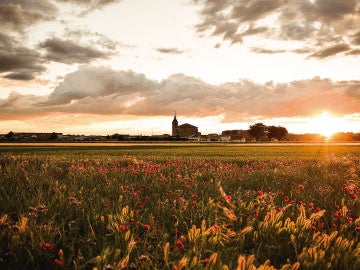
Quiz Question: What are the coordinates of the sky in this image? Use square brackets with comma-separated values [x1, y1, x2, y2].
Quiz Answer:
[1, 0, 360, 136]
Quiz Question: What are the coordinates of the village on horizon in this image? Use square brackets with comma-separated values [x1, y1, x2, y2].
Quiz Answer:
[1, 113, 360, 142]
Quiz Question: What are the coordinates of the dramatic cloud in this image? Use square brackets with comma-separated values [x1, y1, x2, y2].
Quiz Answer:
[39, 37, 111, 64]
[0, 2, 53, 80]
[0, 33, 45, 80]
[1, 66, 360, 122]
[0, 0, 119, 80]
[42, 66, 156, 106]
[0, 1, 55, 32]
[3, 72, 35, 80]
[0, 48, 44, 73]
[0, 91, 49, 119]
[193, 0, 360, 57]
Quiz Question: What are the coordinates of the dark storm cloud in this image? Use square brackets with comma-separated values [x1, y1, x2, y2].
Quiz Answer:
[156, 47, 185, 54]
[39, 37, 111, 64]
[1, 66, 360, 121]
[193, 0, 360, 58]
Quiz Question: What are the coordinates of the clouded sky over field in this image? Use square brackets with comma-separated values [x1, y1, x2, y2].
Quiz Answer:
[1, 0, 360, 135]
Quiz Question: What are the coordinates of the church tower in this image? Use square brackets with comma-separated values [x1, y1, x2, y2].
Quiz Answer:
[172, 111, 178, 136]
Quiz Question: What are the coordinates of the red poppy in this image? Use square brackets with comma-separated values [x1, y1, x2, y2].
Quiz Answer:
[54, 259, 63, 266]
[175, 239, 184, 250]
[308, 202, 314, 210]
[118, 225, 126, 232]
[43, 242, 55, 250]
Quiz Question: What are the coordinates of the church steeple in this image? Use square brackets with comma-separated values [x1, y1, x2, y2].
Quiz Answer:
[172, 111, 178, 136]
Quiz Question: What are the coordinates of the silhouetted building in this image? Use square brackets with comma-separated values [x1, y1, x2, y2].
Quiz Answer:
[172, 113, 199, 137]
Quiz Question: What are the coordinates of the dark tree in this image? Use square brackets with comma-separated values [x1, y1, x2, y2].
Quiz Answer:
[50, 132, 58, 140]
[4, 131, 14, 140]
[248, 123, 267, 141]
[268, 126, 288, 141]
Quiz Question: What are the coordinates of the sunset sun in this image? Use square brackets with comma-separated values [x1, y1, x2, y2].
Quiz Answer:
[307, 111, 343, 139]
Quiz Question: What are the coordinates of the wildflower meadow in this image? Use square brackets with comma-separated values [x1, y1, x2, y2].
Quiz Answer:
[0, 143, 359, 269]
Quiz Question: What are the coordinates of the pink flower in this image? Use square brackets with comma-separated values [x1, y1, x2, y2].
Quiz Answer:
[143, 224, 151, 230]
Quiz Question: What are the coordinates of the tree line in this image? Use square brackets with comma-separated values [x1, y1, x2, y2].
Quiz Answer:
[248, 123, 288, 141]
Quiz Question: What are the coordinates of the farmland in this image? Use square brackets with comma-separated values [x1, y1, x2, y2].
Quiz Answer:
[0, 143, 360, 269]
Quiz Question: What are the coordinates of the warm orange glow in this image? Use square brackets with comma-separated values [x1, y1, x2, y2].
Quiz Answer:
[307, 111, 344, 139]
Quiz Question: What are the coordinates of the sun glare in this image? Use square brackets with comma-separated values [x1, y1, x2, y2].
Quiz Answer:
[307, 111, 343, 139]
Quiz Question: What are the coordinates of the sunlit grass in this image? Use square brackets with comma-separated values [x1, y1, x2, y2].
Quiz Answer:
[0, 144, 359, 269]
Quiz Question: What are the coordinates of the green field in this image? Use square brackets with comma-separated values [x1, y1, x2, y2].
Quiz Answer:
[0, 143, 359, 269]
[1, 142, 360, 160]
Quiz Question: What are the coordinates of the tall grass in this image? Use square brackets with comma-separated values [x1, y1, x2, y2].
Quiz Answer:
[0, 144, 359, 269]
